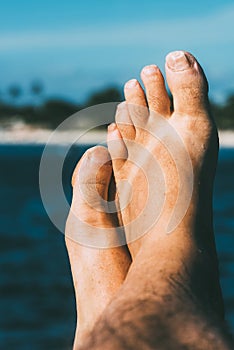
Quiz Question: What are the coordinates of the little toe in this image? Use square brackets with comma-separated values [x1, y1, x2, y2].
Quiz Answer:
[141, 65, 171, 117]
[165, 51, 209, 116]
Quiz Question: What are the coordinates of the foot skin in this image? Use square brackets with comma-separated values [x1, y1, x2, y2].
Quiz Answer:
[65, 146, 131, 346]
[107, 51, 224, 325]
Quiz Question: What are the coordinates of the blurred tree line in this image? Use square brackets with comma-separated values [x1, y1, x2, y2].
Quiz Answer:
[0, 82, 233, 129]
[211, 96, 234, 129]
[0, 82, 123, 129]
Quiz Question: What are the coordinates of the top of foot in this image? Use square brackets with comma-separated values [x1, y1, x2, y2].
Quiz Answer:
[107, 51, 223, 319]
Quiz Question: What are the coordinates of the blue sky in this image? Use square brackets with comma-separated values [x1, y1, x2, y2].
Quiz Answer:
[0, 0, 234, 104]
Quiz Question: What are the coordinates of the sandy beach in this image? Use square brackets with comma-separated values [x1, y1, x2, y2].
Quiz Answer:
[0, 122, 233, 147]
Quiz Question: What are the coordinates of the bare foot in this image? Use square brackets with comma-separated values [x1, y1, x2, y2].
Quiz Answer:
[65, 146, 131, 347]
[102, 51, 230, 347]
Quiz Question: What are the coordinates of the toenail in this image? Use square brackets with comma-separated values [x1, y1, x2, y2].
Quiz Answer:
[142, 65, 159, 76]
[108, 123, 117, 131]
[125, 79, 138, 89]
[166, 51, 193, 71]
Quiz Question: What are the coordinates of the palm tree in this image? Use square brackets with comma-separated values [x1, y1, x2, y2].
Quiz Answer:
[30, 80, 44, 104]
[8, 84, 22, 103]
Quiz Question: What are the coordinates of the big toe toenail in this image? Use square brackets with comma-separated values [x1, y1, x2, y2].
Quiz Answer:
[166, 51, 193, 71]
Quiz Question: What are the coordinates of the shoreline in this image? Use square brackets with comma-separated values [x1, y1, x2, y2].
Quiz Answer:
[0, 126, 234, 148]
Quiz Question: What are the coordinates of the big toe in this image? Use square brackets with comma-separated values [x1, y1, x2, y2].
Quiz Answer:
[165, 51, 209, 116]
[72, 146, 113, 208]
[66, 145, 115, 245]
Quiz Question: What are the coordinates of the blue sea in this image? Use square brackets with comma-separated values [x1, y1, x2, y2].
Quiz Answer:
[0, 144, 234, 350]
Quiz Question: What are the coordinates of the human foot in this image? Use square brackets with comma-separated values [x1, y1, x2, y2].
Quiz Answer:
[107, 51, 224, 319]
[65, 146, 131, 346]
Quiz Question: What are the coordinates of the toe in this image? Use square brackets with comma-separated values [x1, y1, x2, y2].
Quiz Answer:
[116, 102, 135, 140]
[124, 79, 147, 107]
[107, 123, 127, 172]
[72, 146, 112, 202]
[66, 146, 125, 247]
[141, 65, 171, 117]
[165, 51, 209, 116]
[124, 79, 149, 128]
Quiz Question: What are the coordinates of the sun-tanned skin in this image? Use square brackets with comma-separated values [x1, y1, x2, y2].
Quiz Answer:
[66, 51, 233, 349]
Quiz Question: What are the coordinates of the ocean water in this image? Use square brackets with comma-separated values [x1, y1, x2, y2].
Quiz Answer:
[0, 144, 233, 350]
